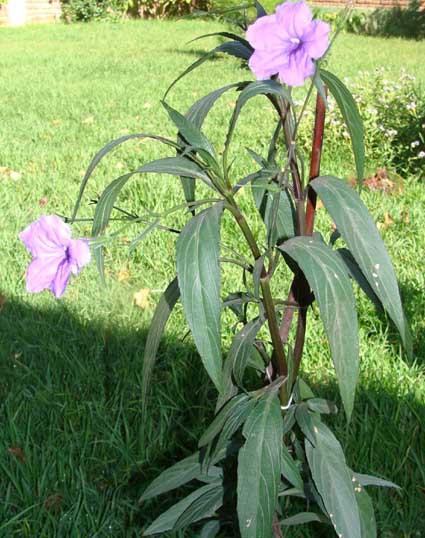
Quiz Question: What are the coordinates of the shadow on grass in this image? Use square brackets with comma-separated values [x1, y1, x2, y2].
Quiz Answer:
[0, 298, 424, 536]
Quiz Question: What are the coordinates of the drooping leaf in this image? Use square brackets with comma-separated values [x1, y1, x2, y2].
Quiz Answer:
[189, 31, 252, 50]
[71, 133, 180, 221]
[311, 175, 412, 356]
[142, 277, 180, 415]
[255, 0, 267, 18]
[186, 83, 244, 128]
[163, 101, 217, 161]
[281, 444, 303, 490]
[354, 473, 400, 489]
[143, 482, 223, 535]
[279, 236, 359, 420]
[225, 80, 292, 159]
[307, 398, 338, 415]
[237, 389, 283, 538]
[352, 475, 377, 538]
[220, 318, 264, 404]
[295, 404, 322, 445]
[252, 178, 296, 243]
[336, 248, 382, 310]
[139, 451, 222, 502]
[320, 69, 365, 184]
[165, 42, 253, 99]
[200, 520, 221, 538]
[176, 203, 224, 392]
[199, 393, 251, 448]
[305, 422, 362, 538]
[91, 157, 214, 279]
[280, 512, 329, 526]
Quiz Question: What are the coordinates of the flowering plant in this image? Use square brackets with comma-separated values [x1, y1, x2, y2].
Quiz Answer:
[20, 1, 411, 536]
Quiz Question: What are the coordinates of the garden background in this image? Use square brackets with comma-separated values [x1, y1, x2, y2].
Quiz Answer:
[0, 7, 425, 537]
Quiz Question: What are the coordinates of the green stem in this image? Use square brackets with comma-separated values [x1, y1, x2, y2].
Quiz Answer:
[225, 197, 288, 403]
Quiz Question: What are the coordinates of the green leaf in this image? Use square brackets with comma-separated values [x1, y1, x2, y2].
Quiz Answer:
[71, 133, 181, 221]
[225, 80, 292, 160]
[91, 156, 214, 279]
[311, 175, 412, 356]
[255, 0, 267, 18]
[354, 473, 400, 489]
[165, 42, 252, 98]
[139, 451, 222, 502]
[143, 482, 223, 535]
[295, 404, 322, 445]
[280, 512, 329, 526]
[200, 520, 220, 538]
[252, 178, 296, 243]
[320, 69, 365, 184]
[352, 476, 377, 538]
[186, 83, 244, 129]
[281, 444, 303, 491]
[307, 398, 338, 415]
[142, 277, 180, 415]
[337, 248, 382, 311]
[182, 83, 245, 205]
[237, 389, 283, 538]
[279, 236, 359, 420]
[305, 422, 362, 538]
[189, 31, 252, 50]
[223, 317, 264, 401]
[176, 204, 224, 392]
[199, 393, 251, 448]
[163, 101, 217, 160]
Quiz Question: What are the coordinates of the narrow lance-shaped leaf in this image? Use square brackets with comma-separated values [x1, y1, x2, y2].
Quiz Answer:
[176, 203, 224, 392]
[142, 277, 180, 415]
[237, 388, 283, 538]
[71, 133, 181, 221]
[311, 175, 412, 356]
[91, 156, 214, 279]
[252, 178, 296, 243]
[139, 451, 222, 503]
[279, 236, 359, 420]
[181, 82, 246, 204]
[219, 318, 264, 405]
[305, 422, 362, 538]
[165, 41, 253, 99]
[225, 80, 292, 160]
[320, 69, 365, 184]
[143, 482, 224, 536]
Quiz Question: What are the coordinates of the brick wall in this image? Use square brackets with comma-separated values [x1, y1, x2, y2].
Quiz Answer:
[0, 0, 60, 25]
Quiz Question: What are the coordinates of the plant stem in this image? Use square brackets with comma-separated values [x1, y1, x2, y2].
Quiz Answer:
[278, 90, 328, 380]
[225, 198, 288, 396]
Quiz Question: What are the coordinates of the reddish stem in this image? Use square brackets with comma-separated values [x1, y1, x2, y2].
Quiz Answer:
[305, 89, 328, 236]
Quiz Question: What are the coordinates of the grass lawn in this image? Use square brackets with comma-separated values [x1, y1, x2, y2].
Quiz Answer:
[0, 19, 424, 537]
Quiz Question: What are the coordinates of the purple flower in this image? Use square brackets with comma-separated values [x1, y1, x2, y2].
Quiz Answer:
[19, 215, 91, 298]
[246, 1, 330, 87]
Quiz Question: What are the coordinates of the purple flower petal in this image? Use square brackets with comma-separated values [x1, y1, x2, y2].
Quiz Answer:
[301, 20, 331, 59]
[19, 215, 71, 258]
[50, 259, 72, 298]
[67, 239, 91, 275]
[275, 1, 312, 38]
[246, 1, 330, 87]
[279, 47, 315, 87]
[25, 254, 64, 294]
[246, 14, 280, 50]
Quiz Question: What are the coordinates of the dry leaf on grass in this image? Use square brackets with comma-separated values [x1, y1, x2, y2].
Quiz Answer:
[377, 211, 394, 230]
[117, 269, 130, 282]
[134, 288, 151, 309]
[8, 447, 26, 462]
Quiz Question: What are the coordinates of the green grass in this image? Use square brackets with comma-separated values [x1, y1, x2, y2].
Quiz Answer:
[0, 19, 424, 537]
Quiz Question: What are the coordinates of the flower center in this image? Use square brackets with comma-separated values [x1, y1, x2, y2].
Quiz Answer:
[290, 37, 301, 45]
